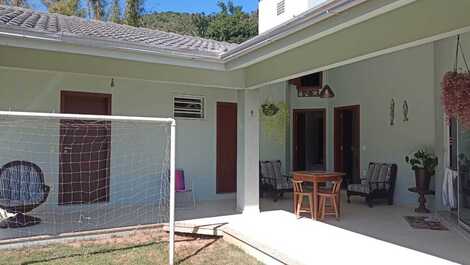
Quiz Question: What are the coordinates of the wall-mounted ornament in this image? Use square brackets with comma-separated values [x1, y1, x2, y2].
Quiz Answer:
[403, 100, 409, 122]
[390, 98, 395, 126]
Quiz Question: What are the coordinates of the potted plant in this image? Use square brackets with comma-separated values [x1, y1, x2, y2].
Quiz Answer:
[405, 148, 438, 191]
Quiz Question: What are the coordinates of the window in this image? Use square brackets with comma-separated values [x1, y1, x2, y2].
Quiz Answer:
[174, 96, 205, 119]
[277, 0, 285, 16]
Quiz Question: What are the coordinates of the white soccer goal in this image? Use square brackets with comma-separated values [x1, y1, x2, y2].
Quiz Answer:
[0, 111, 176, 265]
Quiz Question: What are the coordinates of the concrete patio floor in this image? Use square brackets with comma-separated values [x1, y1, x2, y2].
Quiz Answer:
[0, 192, 469, 264]
[175, 193, 470, 265]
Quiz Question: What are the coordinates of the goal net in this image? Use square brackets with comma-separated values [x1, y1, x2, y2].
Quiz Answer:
[0, 111, 176, 262]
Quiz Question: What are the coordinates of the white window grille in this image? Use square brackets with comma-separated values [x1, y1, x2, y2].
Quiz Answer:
[174, 96, 205, 119]
[277, 0, 286, 16]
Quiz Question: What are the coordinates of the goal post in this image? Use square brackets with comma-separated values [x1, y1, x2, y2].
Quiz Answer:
[0, 111, 176, 265]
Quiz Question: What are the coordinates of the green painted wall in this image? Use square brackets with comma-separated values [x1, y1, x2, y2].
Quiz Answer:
[0, 67, 238, 203]
[0, 46, 245, 89]
[327, 43, 436, 206]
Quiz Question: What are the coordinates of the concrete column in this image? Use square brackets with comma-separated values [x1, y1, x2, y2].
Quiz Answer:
[237, 88, 260, 214]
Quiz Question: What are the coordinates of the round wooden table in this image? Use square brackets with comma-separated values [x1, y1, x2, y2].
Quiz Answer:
[292, 171, 346, 220]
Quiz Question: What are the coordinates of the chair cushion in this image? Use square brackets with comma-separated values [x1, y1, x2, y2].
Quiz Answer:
[348, 183, 370, 194]
[0, 163, 46, 206]
[260, 161, 292, 190]
[364, 163, 376, 182]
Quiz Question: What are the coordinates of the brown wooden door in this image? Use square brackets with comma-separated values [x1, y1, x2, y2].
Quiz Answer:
[59, 91, 112, 205]
[216, 102, 237, 193]
[334, 105, 360, 185]
[293, 109, 326, 171]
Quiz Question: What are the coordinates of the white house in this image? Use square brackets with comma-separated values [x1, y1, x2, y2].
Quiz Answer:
[258, 0, 329, 33]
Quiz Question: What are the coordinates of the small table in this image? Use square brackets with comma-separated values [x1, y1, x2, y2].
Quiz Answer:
[408, 187, 435, 213]
[292, 171, 346, 220]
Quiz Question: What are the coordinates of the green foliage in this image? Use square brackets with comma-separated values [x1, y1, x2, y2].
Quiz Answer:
[141, 0, 258, 43]
[260, 101, 289, 144]
[405, 147, 438, 176]
[42, 0, 85, 17]
[124, 0, 144, 27]
[206, 0, 258, 43]
[88, 0, 105, 20]
[0, 0, 29, 7]
[141, 12, 198, 36]
[109, 0, 120, 23]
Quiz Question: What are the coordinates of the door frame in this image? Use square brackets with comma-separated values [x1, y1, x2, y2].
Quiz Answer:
[334, 105, 360, 180]
[216, 101, 238, 194]
[292, 108, 327, 171]
[59, 90, 112, 205]
[60, 91, 112, 115]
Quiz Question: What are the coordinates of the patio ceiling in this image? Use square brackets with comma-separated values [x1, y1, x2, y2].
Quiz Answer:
[243, 0, 470, 89]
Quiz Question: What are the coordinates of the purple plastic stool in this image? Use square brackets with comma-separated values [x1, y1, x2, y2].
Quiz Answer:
[175, 169, 185, 192]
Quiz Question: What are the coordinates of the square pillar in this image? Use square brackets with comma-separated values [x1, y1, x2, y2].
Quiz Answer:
[237, 89, 260, 214]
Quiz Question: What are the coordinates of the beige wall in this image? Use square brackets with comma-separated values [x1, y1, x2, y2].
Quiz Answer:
[0, 67, 238, 205]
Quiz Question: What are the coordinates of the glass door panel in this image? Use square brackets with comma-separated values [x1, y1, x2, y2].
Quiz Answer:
[458, 126, 470, 228]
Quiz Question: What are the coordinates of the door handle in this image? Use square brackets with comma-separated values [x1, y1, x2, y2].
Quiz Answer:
[63, 146, 73, 154]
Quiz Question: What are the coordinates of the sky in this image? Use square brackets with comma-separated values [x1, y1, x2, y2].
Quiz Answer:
[29, 0, 258, 14]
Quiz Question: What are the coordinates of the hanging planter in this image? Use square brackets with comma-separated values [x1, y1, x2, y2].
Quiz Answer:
[261, 102, 280, 116]
[441, 35, 470, 129]
[260, 101, 288, 144]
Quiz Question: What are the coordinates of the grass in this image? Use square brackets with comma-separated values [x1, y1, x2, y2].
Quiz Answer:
[0, 229, 263, 265]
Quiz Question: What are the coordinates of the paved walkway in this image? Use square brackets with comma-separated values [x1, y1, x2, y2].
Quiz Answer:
[175, 195, 470, 265]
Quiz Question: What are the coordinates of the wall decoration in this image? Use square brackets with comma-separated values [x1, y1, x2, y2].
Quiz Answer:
[442, 35, 470, 129]
[403, 100, 409, 122]
[390, 98, 395, 126]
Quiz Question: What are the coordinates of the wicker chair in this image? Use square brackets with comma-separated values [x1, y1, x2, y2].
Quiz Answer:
[259, 160, 292, 201]
[347, 162, 397, 207]
[0, 161, 50, 228]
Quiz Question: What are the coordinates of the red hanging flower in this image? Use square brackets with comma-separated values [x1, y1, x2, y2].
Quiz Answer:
[442, 71, 470, 129]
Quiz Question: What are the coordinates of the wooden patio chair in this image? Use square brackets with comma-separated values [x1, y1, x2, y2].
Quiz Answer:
[292, 180, 314, 219]
[0, 161, 50, 228]
[318, 179, 342, 220]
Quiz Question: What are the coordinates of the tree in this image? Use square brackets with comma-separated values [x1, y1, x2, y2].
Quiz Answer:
[42, 0, 85, 17]
[0, 0, 29, 7]
[109, 0, 121, 23]
[191, 13, 212, 38]
[88, 0, 105, 20]
[124, 0, 144, 27]
[205, 0, 257, 43]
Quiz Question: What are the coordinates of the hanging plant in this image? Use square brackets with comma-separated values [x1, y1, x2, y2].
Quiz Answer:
[260, 101, 288, 144]
[261, 102, 280, 116]
[441, 35, 470, 129]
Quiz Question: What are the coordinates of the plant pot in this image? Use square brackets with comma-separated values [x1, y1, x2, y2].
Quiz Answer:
[414, 168, 431, 191]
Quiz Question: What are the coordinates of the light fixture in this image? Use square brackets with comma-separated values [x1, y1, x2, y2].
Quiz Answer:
[110, 78, 115, 87]
[319, 71, 335, 98]
[319, 84, 335, 98]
